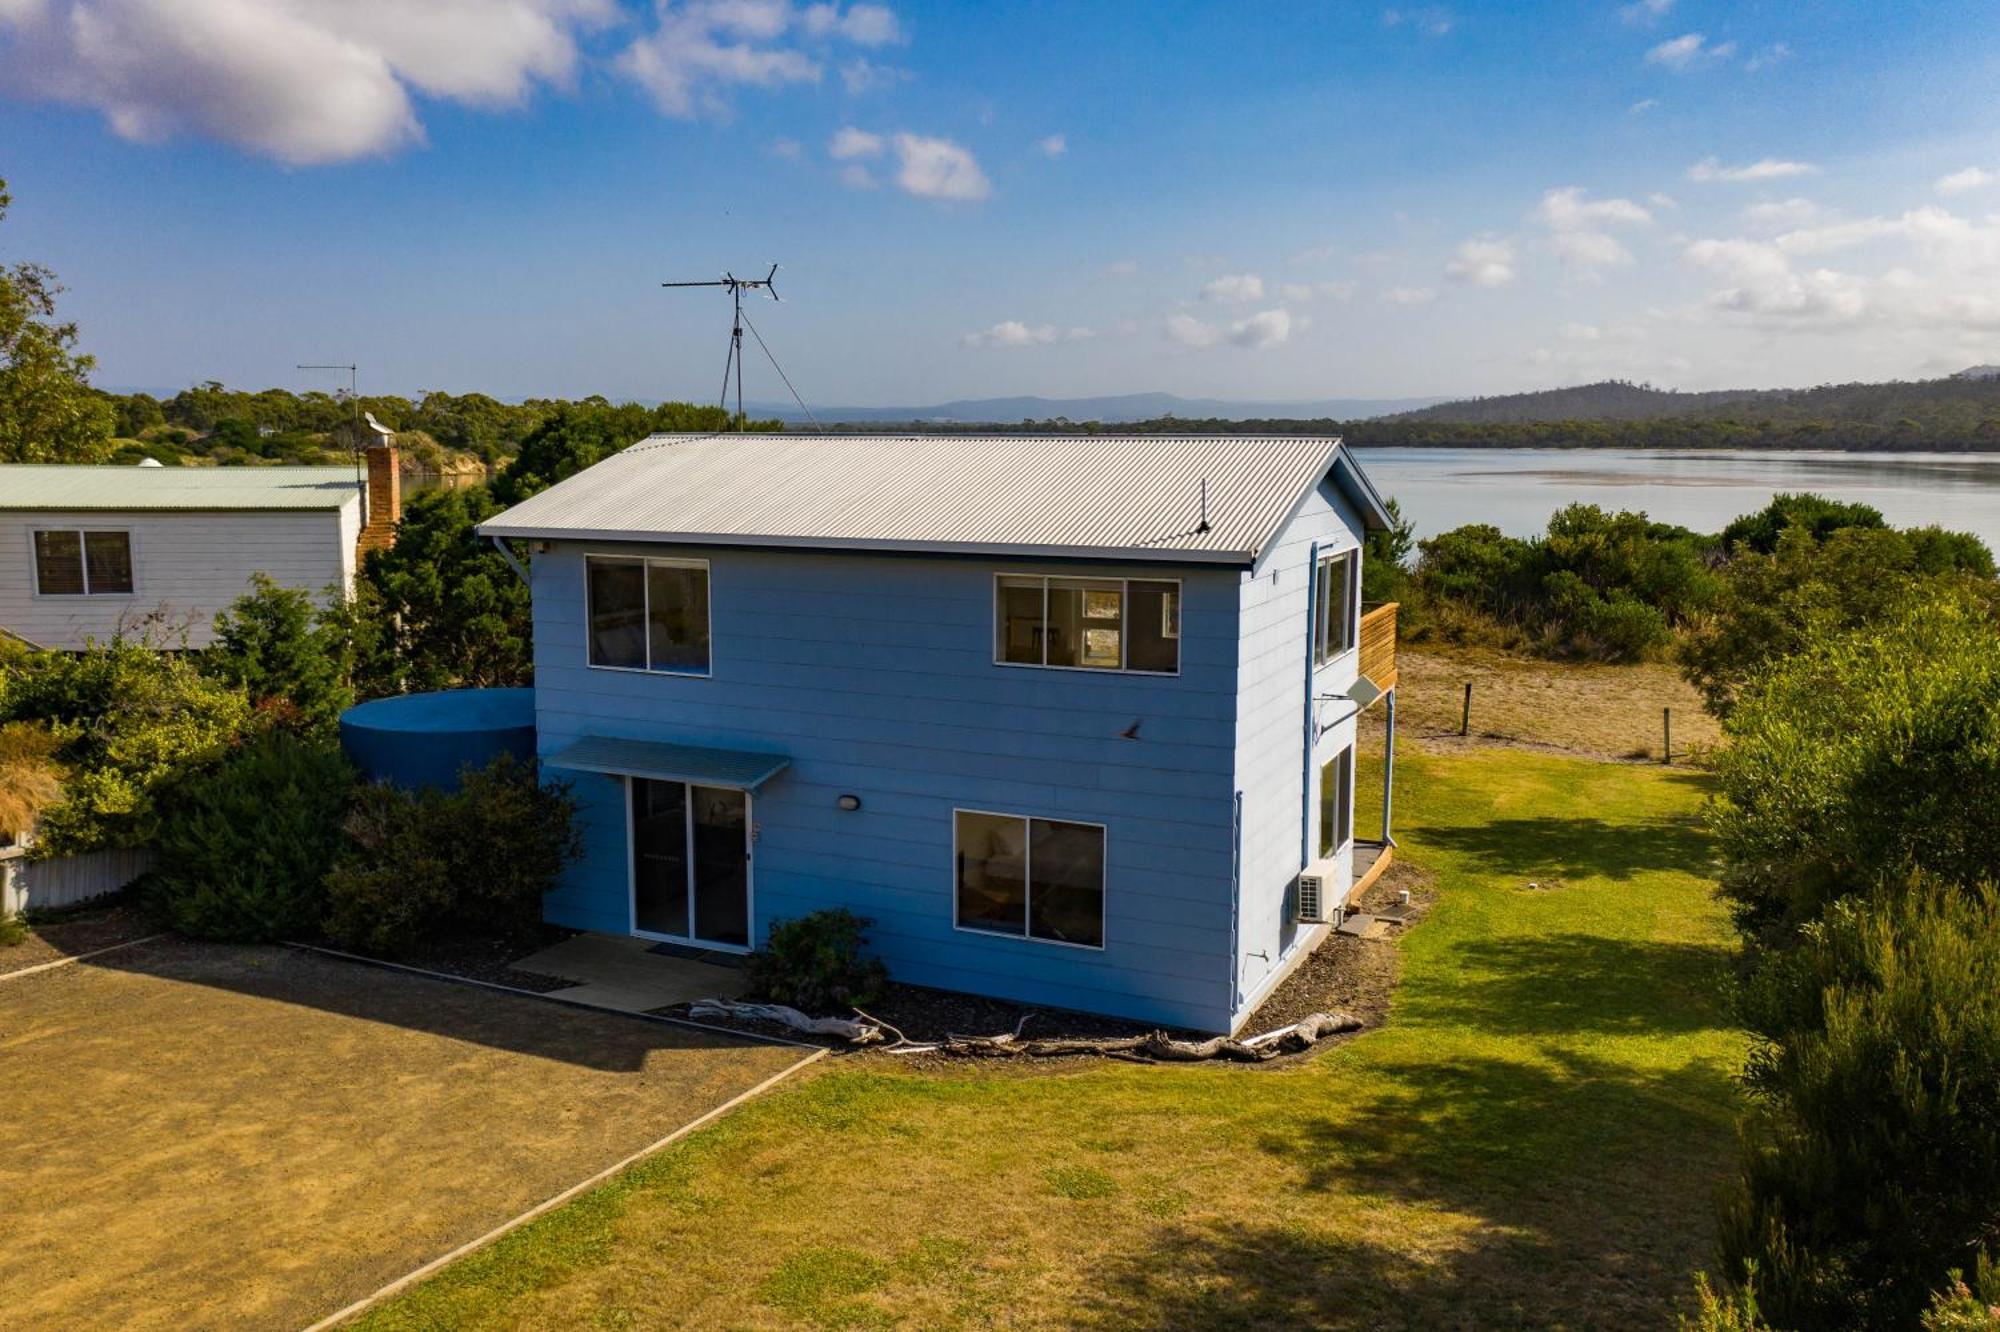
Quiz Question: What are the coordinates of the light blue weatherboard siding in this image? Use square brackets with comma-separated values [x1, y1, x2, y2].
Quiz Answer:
[1230, 478, 1365, 1026]
[533, 545, 1245, 1031]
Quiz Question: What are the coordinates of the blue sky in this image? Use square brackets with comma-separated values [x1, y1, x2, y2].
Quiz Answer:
[4, 0, 1999, 406]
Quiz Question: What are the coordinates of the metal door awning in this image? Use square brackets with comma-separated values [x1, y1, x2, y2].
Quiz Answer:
[546, 735, 790, 790]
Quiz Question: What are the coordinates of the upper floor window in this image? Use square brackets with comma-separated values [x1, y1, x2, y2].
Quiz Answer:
[1313, 550, 1358, 666]
[995, 575, 1180, 674]
[587, 554, 710, 675]
[34, 529, 133, 597]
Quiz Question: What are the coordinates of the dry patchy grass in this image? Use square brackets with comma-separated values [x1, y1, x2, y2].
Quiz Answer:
[1390, 645, 1722, 761]
[358, 750, 1743, 1331]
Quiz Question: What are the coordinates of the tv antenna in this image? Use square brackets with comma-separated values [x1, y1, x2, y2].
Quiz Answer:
[661, 264, 821, 431]
[298, 361, 366, 499]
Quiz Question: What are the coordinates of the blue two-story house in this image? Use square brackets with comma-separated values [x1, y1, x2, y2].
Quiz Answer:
[481, 433, 1401, 1034]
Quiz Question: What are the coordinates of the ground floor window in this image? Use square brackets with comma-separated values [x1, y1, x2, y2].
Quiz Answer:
[630, 777, 749, 947]
[1319, 747, 1354, 858]
[954, 809, 1105, 948]
[34, 529, 133, 596]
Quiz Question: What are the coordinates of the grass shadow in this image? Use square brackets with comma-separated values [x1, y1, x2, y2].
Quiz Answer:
[1413, 814, 1715, 882]
[1412, 932, 1736, 1036]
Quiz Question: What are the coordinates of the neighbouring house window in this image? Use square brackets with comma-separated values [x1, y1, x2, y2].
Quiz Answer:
[1319, 747, 1354, 858]
[587, 554, 710, 674]
[993, 575, 1180, 674]
[955, 809, 1105, 948]
[33, 529, 133, 596]
[1313, 550, 1358, 666]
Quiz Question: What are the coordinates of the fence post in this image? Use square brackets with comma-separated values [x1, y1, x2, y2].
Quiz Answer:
[1461, 681, 1472, 737]
[1662, 707, 1672, 765]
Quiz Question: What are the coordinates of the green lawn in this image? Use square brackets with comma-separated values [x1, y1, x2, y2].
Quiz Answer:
[358, 749, 1742, 1330]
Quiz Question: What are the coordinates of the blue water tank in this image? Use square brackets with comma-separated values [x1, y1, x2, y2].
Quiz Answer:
[339, 688, 536, 791]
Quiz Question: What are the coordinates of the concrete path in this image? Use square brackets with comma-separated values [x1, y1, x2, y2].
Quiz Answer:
[517, 932, 750, 1013]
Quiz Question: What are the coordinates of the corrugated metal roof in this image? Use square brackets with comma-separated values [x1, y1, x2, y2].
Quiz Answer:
[481, 434, 1366, 565]
[0, 465, 363, 511]
[547, 734, 791, 789]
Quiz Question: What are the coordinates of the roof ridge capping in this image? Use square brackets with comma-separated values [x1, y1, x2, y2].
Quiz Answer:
[482, 433, 1389, 565]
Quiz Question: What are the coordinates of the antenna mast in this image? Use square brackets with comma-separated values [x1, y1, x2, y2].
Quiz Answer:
[661, 264, 780, 430]
[299, 361, 363, 500]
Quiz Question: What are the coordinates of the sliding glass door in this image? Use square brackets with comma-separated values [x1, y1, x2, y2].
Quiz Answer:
[630, 778, 750, 948]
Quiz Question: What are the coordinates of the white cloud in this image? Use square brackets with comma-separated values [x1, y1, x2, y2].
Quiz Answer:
[1101, 259, 1140, 278]
[1289, 242, 1339, 265]
[1536, 186, 1652, 230]
[769, 136, 803, 159]
[0, 0, 620, 164]
[1444, 236, 1516, 287]
[1165, 307, 1293, 349]
[1629, 97, 1660, 115]
[1744, 42, 1792, 72]
[1278, 280, 1356, 303]
[891, 132, 989, 200]
[839, 57, 911, 93]
[1644, 32, 1736, 70]
[828, 125, 883, 158]
[960, 320, 1092, 349]
[837, 163, 876, 189]
[1741, 197, 1823, 230]
[1381, 286, 1437, 305]
[1557, 321, 1601, 341]
[1037, 132, 1067, 158]
[1550, 229, 1636, 271]
[1381, 6, 1452, 36]
[1687, 156, 1820, 183]
[1937, 167, 1996, 197]
[800, 2, 903, 45]
[1620, 0, 1672, 23]
[1200, 272, 1265, 303]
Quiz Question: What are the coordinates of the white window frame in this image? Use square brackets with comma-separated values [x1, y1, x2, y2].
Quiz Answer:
[1318, 745, 1354, 859]
[29, 526, 136, 599]
[584, 553, 713, 677]
[1313, 549, 1359, 668]
[990, 573, 1183, 677]
[951, 807, 1108, 952]
[623, 775, 755, 953]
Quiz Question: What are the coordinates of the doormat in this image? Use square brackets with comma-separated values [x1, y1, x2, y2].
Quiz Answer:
[647, 942, 746, 969]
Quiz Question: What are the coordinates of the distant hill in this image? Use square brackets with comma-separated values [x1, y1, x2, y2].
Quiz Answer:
[757, 391, 1449, 425]
[1382, 375, 2000, 432]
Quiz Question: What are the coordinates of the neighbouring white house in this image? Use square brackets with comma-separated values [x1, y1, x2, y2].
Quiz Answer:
[0, 454, 399, 650]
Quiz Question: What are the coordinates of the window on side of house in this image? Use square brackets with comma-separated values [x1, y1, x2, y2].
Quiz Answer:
[955, 809, 1106, 949]
[1313, 550, 1358, 666]
[992, 574, 1180, 674]
[33, 529, 133, 596]
[1318, 746, 1354, 859]
[587, 554, 711, 674]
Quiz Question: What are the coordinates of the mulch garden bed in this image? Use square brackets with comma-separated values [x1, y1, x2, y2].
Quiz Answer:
[660, 857, 1438, 1068]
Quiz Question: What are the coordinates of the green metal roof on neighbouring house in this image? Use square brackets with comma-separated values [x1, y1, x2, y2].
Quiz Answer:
[0, 464, 364, 511]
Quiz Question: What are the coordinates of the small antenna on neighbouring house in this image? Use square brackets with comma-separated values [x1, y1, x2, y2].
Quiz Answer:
[661, 263, 821, 431]
[1196, 477, 1212, 534]
[299, 361, 363, 503]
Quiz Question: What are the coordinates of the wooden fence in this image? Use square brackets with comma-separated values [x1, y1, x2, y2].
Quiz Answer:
[1359, 602, 1399, 694]
[0, 845, 153, 918]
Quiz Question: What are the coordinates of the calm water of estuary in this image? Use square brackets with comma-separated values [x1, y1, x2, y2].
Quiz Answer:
[1350, 448, 2000, 548]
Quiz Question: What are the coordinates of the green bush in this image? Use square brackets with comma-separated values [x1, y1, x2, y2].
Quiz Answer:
[744, 908, 889, 1013]
[1718, 875, 2000, 1329]
[322, 754, 579, 957]
[0, 638, 250, 854]
[1707, 594, 2000, 939]
[147, 732, 355, 941]
[204, 573, 353, 732]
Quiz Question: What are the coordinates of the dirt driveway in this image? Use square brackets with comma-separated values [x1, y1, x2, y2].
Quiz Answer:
[0, 938, 813, 1330]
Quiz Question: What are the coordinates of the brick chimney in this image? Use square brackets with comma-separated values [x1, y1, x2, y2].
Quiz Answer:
[357, 440, 401, 558]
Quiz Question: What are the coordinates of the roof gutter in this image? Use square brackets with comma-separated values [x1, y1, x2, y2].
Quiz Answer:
[473, 525, 1260, 567]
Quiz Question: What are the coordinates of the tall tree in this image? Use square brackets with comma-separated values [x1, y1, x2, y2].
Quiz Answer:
[0, 178, 115, 463]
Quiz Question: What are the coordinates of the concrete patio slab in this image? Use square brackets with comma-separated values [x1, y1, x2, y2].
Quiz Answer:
[517, 932, 750, 1013]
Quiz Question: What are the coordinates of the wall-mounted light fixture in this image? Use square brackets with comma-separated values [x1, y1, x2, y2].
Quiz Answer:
[837, 794, 862, 812]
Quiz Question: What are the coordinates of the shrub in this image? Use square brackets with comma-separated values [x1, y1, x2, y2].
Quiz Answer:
[1717, 875, 2000, 1329]
[1707, 594, 2000, 939]
[147, 732, 355, 941]
[0, 638, 250, 854]
[744, 908, 889, 1013]
[204, 573, 353, 732]
[0, 720, 63, 842]
[1721, 492, 1886, 554]
[322, 754, 579, 957]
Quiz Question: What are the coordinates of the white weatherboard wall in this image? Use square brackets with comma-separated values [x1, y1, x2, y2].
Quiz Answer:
[1230, 477, 1365, 1027]
[533, 542, 1246, 1032]
[0, 506, 359, 649]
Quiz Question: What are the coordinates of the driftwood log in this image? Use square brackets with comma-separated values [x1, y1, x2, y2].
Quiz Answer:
[685, 999, 1360, 1062]
[686, 999, 884, 1044]
[885, 1010, 1361, 1062]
